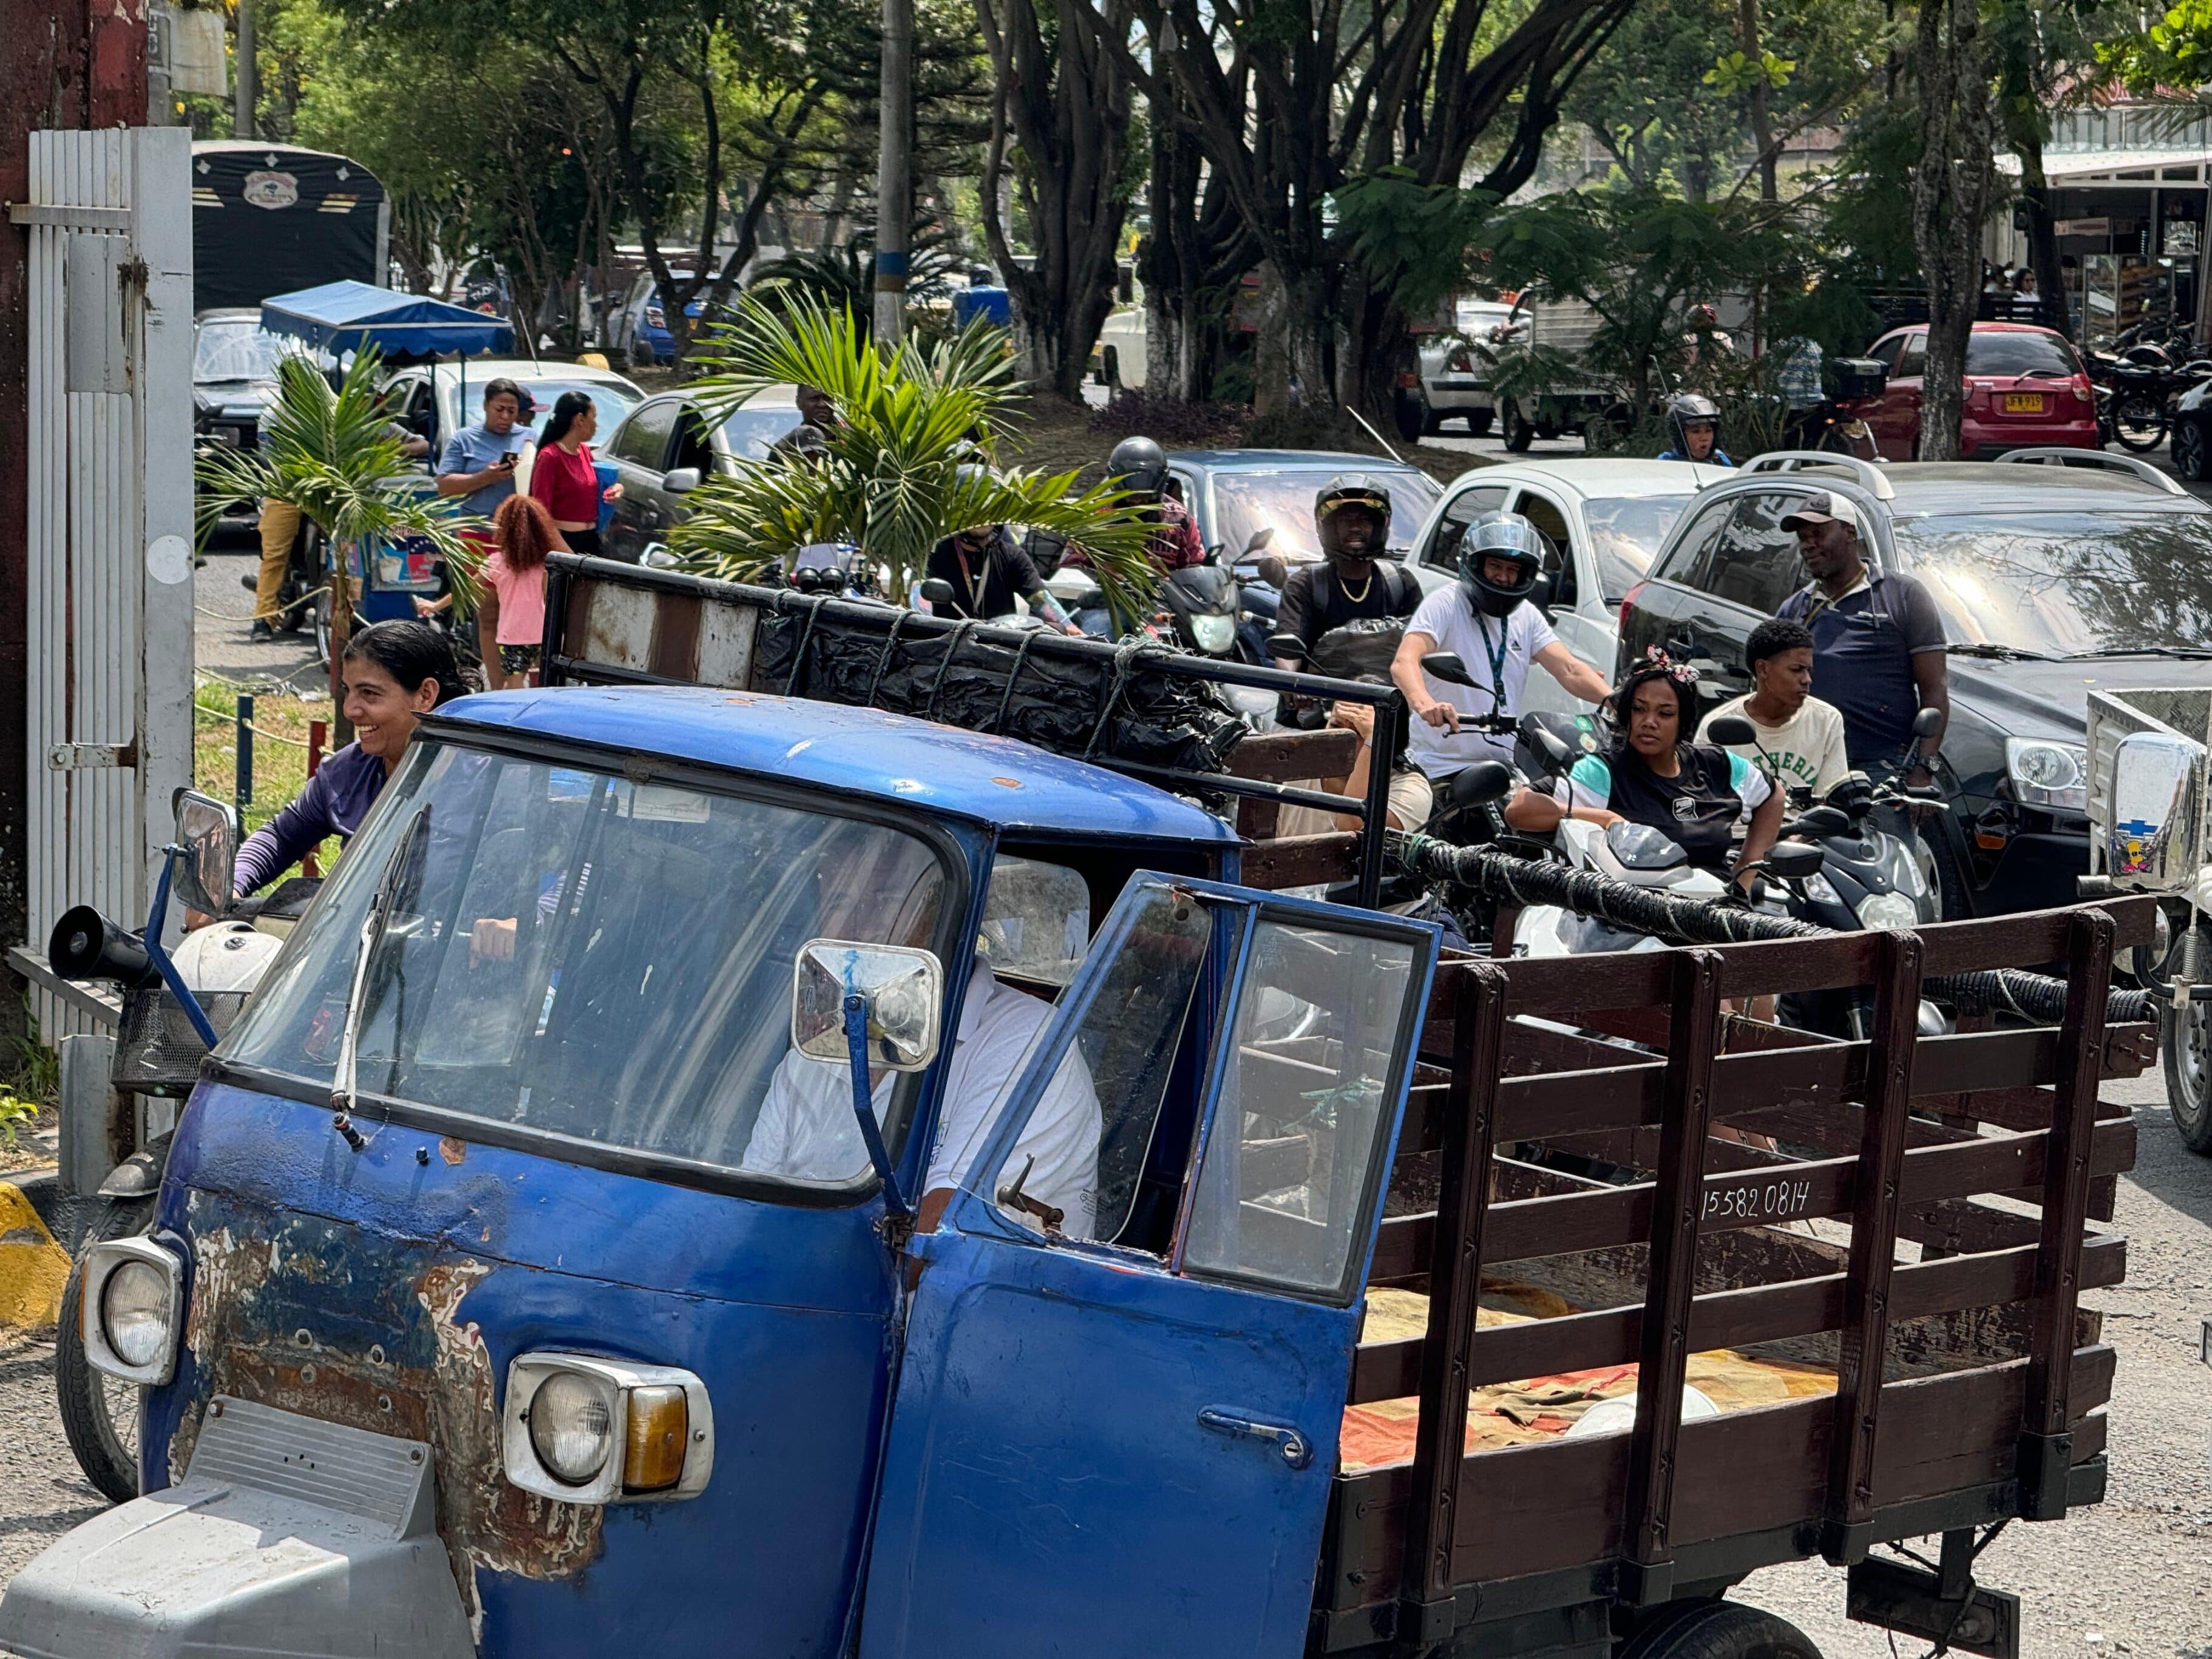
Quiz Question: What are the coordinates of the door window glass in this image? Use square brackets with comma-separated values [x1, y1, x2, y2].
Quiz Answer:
[670, 406, 716, 477]
[979, 855, 1091, 989]
[1652, 500, 1733, 586]
[1678, 492, 1811, 613]
[1181, 921, 1417, 1300]
[1895, 334, 1927, 378]
[1422, 484, 1508, 573]
[611, 399, 678, 467]
[1513, 490, 1578, 608]
[1866, 335, 1905, 375]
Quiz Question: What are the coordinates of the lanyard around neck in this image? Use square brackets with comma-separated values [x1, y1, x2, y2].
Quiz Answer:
[1473, 612, 1511, 710]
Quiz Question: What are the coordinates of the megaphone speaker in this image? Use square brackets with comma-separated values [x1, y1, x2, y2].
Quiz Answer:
[48, 905, 158, 987]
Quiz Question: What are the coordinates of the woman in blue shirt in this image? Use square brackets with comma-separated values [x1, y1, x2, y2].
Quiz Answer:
[1508, 650, 1785, 890]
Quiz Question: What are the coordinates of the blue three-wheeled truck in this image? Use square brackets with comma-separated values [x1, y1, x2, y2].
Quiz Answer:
[0, 554, 2153, 1659]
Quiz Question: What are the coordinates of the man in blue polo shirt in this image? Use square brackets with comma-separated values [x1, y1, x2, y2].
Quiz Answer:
[1774, 491, 1950, 788]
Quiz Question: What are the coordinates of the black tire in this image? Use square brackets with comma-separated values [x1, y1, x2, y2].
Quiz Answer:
[1466, 409, 1494, 436]
[2162, 931, 2212, 1155]
[2174, 416, 2210, 480]
[1618, 1600, 1825, 1659]
[1922, 818, 1974, 923]
[1394, 393, 1429, 443]
[56, 1196, 157, 1505]
[1501, 397, 1535, 453]
[2114, 390, 2168, 452]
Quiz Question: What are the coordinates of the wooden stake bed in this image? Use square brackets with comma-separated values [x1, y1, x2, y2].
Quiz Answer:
[1310, 900, 2153, 1657]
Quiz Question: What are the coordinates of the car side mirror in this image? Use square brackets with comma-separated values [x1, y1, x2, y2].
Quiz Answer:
[1256, 554, 1290, 590]
[662, 467, 702, 494]
[1912, 705, 1944, 740]
[918, 578, 958, 608]
[792, 940, 944, 1074]
[1527, 570, 1556, 616]
[1764, 842, 1826, 881]
[171, 789, 239, 916]
[1422, 652, 1477, 688]
[1705, 716, 1758, 747]
[1452, 760, 1514, 806]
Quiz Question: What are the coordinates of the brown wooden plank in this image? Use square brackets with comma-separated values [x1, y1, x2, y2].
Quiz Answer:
[1824, 929, 1925, 1562]
[1223, 726, 1360, 784]
[2019, 908, 2115, 1520]
[1399, 963, 1509, 1640]
[1240, 832, 1359, 890]
[1620, 949, 1724, 1606]
[646, 589, 703, 680]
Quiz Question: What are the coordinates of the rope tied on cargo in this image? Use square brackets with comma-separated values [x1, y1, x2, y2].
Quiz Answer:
[864, 608, 911, 709]
[923, 619, 979, 721]
[988, 628, 1045, 736]
[1082, 638, 1151, 762]
[778, 591, 831, 697]
[1393, 832, 2153, 1027]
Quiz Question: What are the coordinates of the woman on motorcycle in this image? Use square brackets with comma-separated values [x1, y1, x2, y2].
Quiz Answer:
[1507, 648, 1785, 892]
[229, 620, 468, 897]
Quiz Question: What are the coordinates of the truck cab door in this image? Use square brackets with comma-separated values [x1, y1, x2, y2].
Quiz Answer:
[861, 875, 1437, 1659]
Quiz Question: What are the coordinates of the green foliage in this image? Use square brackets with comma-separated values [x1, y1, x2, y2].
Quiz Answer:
[1702, 50, 1794, 96]
[1331, 172, 1499, 323]
[195, 349, 478, 600]
[2096, 0, 2212, 89]
[670, 297, 1160, 625]
[0, 1087, 36, 1150]
[750, 228, 960, 331]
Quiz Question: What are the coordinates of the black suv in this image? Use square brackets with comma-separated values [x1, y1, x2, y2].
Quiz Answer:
[1616, 450, 2212, 918]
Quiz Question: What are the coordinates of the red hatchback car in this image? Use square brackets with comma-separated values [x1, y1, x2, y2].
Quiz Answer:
[1847, 321, 2099, 459]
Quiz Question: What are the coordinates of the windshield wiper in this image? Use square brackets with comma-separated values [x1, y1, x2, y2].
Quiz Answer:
[2063, 645, 2212, 660]
[1946, 642, 2052, 660]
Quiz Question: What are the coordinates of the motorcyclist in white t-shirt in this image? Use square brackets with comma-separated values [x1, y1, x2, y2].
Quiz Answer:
[1388, 514, 1611, 780]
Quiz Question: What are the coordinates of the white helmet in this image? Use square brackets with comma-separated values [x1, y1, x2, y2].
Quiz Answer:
[170, 921, 283, 996]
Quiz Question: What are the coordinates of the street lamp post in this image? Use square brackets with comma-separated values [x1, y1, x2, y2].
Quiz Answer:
[874, 0, 913, 344]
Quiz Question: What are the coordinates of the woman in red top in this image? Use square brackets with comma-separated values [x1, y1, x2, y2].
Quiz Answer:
[529, 390, 623, 557]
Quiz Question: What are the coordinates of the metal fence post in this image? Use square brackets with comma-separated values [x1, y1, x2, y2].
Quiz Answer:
[233, 690, 253, 821]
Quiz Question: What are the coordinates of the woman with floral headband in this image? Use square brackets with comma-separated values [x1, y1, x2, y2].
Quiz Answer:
[1507, 648, 1785, 891]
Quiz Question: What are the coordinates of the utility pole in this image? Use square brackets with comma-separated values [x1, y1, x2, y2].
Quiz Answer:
[873, 0, 913, 344]
[234, 0, 256, 139]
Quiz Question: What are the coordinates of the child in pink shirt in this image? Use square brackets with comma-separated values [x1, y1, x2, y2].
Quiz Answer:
[480, 495, 562, 688]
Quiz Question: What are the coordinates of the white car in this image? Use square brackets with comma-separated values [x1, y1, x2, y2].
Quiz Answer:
[1399, 300, 1516, 439]
[1095, 306, 1146, 389]
[381, 358, 646, 461]
[1400, 458, 1734, 713]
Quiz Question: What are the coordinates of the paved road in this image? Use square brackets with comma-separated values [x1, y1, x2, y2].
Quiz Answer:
[2, 1070, 2206, 1652]
[196, 536, 326, 696]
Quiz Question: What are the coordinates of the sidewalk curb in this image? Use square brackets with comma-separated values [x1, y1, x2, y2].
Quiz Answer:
[0, 1173, 71, 1331]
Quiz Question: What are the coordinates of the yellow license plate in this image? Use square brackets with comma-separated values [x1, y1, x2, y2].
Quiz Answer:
[2003, 393, 2046, 413]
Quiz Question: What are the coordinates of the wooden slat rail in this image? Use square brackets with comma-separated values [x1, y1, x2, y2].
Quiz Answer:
[1425, 897, 2154, 1019]
[1397, 962, 1509, 1643]
[1349, 1232, 2128, 1403]
[1619, 950, 1725, 1605]
[1371, 1113, 2135, 1281]
[1241, 832, 1359, 890]
[1224, 726, 1360, 784]
[2020, 909, 2115, 1520]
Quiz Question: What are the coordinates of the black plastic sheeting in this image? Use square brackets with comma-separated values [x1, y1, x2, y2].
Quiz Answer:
[753, 606, 1249, 781]
[1394, 831, 2153, 1028]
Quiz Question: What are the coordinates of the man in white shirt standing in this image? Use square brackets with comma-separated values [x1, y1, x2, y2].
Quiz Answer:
[1698, 617, 1851, 800]
[1389, 514, 1611, 781]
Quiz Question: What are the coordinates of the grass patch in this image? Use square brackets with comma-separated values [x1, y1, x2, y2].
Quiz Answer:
[194, 676, 341, 878]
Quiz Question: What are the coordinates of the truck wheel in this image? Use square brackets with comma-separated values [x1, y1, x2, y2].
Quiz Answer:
[1619, 1601, 1824, 1659]
[56, 1196, 157, 1505]
[2162, 946, 2212, 1155]
[1501, 398, 1535, 453]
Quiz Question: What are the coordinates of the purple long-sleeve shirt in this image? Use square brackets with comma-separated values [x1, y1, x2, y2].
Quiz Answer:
[233, 743, 388, 895]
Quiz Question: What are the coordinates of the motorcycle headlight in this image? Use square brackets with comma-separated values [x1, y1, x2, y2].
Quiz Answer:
[2006, 738, 2088, 812]
[1190, 612, 1237, 653]
[1856, 890, 1921, 932]
[505, 1353, 714, 1504]
[1800, 871, 1842, 908]
[81, 1235, 184, 1385]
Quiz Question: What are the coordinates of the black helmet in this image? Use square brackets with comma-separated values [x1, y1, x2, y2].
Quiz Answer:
[1667, 393, 1720, 458]
[1106, 435, 1169, 497]
[1314, 475, 1393, 560]
[1458, 514, 1544, 619]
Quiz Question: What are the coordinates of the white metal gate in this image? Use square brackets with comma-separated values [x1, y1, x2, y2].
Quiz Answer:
[13, 128, 195, 1040]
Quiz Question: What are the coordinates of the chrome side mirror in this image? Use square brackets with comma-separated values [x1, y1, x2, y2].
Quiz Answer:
[172, 789, 239, 916]
[662, 467, 702, 494]
[792, 940, 945, 1074]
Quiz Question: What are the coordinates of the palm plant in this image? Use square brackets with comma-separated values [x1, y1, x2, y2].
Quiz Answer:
[194, 345, 478, 599]
[670, 296, 1159, 625]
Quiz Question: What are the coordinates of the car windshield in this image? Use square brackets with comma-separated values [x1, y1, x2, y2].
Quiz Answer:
[1895, 511, 2212, 656]
[194, 324, 287, 384]
[1965, 332, 2078, 378]
[722, 405, 801, 460]
[1212, 469, 1442, 560]
[1581, 494, 1697, 599]
[519, 380, 642, 440]
[222, 743, 957, 1186]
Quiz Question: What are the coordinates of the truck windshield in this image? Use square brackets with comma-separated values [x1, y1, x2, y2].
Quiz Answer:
[223, 742, 955, 1183]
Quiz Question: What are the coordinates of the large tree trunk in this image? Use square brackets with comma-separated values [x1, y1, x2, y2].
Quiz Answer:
[1909, 0, 1996, 461]
[2017, 137, 2068, 335]
[1739, 0, 1777, 203]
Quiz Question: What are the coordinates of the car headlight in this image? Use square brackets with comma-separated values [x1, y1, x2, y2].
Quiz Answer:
[2006, 738, 2088, 812]
[504, 1353, 714, 1504]
[1189, 612, 1237, 653]
[80, 1235, 184, 1385]
[1856, 890, 1921, 932]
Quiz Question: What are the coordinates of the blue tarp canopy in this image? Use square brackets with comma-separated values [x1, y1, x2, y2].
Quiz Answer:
[259, 280, 514, 360]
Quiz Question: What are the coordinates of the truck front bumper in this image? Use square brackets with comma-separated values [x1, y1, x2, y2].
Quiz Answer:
[0, 1397, 473, 1659]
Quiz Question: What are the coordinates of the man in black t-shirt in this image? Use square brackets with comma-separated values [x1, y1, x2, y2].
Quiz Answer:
[924, 524, 1083, 634]
[1271, 476, 1420, 665]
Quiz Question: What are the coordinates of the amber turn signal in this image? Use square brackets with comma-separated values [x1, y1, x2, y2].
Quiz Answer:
[623, 1384, 690, 1492]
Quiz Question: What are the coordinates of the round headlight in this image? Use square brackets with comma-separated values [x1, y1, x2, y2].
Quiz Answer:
[2013, 745, 2075, 789]
[1190, 612, 1237, 653]
[528, 1371, 614, 1485]
[100, 1260, 172, 1369]
[1857, 890, 1921, 933]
